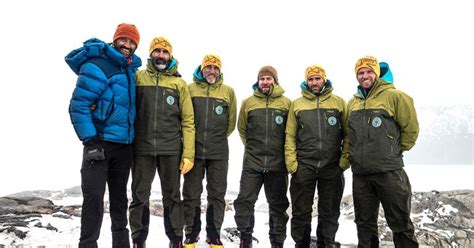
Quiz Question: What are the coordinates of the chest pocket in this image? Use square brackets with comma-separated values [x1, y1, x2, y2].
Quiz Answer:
[161, 88, 180, 117]
[271, 109, 288, 143]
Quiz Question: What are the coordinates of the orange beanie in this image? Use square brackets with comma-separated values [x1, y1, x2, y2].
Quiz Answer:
[113, 23, 140, 46]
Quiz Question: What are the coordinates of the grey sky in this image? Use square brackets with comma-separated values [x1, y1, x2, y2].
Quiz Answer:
[0, 0, 472, 196]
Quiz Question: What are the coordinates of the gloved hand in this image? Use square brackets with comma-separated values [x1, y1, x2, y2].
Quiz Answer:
[180, 158, 194, 174]
[83, 136, 105, 161]
[287, 162, 298, 174]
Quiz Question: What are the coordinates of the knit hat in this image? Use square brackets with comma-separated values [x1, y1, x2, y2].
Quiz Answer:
[201, 54, 222, 70]
[258, 66, 278, 83]
[149, 36, 173, 56]
[305, 65, 326, 82]
[355, 55, 380, 78]
[113, 23, 140, 46]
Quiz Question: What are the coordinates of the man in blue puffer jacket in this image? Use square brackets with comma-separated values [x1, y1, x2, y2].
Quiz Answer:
[65, 23, 142, 248]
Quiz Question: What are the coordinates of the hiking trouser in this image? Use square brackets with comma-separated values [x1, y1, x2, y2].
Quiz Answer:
[353, 168, 418, 248]
[79, 142, 132, 248]
[290, 163, 344, 248]
[183, 158, 228, 241]
[129, 155, 183, 243]
[234, 168, 289, 244]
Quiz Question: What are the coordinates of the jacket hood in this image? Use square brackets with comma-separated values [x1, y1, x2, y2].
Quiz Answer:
[379, 62, 393, 83]
[300, 79, 334, 100]
[252, 82, 285, 98]
[65, 38, 141, 75]
[192, 65, 224, 87]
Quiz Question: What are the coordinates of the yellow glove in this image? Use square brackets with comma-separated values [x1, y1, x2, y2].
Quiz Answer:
[180, 158, 194, 174]
[287, 162, 298, 174]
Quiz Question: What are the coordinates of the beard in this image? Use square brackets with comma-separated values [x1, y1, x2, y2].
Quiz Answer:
[152, 57, 168, 70]
[205, 74, 218, 84]
[117, 46, 133, 58]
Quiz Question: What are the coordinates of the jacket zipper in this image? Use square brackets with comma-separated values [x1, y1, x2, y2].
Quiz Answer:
[154, 74, 160, 156]
[203, 85, 210, 159]
[264, 97, 269, 168]
[316, 96, 322, 169]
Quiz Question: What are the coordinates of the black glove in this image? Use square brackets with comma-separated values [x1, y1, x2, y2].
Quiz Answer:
[83, 136, 105, 161]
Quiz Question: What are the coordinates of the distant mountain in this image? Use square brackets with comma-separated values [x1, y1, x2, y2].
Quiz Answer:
[404, 104, 473, 164]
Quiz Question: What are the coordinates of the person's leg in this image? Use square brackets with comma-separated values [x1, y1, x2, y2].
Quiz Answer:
[205, 159, 228, 245]
[353, 174, 380, 248]
[316, 168, 344, 247]
[182, 158, 205, 243]
[79, 146, 109, 248]
[375, 169, 418, 248]
[107, 143, 133, 248]
[129, 155, 157, 245]
[234, 168, 263, 246]
[290, 165, 317, 248]
[157, 155, 184, 243]
[264, 171, 289, 246]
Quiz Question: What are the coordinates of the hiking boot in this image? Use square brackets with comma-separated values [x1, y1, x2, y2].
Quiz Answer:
[206, 236, 224, 247]
[271, 242, 283, 248]
[169, 240, 183, 248]
[239, 239, 252, 248]
[184, 236, 200, 248]
[132, 240, 146, 248]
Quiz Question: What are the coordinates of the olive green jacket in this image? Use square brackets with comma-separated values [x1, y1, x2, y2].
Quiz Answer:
[189, 67, 237, 160]
[238, 83, 291, 172]
[285, 81, 348, 174]
[342, 78, 419, 175]
[134, 59, 195, 162]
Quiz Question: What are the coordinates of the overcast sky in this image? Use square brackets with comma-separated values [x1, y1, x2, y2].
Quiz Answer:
[0, 0, 472, 196]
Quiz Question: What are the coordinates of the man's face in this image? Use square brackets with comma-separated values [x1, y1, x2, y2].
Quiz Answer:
[150, 48, 171, 70]
[202, 65, 220, 84]
[258, 75, 275, 94]
[357, 68, 377, 89]
[113, 37, 137, 58]
[306, 75, 325, 94]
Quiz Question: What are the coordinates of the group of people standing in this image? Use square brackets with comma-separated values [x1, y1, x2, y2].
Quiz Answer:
[66, 23, 420, 248]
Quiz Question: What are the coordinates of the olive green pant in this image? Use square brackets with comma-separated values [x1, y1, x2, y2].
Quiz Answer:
[353, 168, 418, 248]
[129, 155, 183, 243]
[234, 168, 289, 245]
[182, 159, 228, 242]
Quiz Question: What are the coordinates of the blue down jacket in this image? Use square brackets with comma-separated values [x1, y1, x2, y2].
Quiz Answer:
[65, 38, 142, 144]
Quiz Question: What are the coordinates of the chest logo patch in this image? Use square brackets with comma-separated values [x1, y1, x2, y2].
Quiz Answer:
[166, 96, 175, 105]
[372, 116, 382, 128]
[328, 116, 337, 126]
[215, 105, 224, 115]
[275, 115, 284, 125]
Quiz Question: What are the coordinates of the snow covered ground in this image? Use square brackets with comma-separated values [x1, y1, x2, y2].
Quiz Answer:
[1, 164, 472, 247]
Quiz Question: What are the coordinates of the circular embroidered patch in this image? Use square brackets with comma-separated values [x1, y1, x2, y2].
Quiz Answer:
[215, 105, 223, 115]
[166, 96, 175, 105]
[372, 116, 382, 128]
[328, 116, 337, 126]
[275, 115, 284, 125]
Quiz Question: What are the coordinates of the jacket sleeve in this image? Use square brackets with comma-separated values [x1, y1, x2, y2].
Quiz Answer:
[339, 98, 351, 170]
[284, 101, 298, 173]
[69, 62, 108, 141]
[227, 87, 237, 137]
[237, 99, 248, 144]
[179, 81, 196, 162]
[395, 92, 419, 151]
[341, 98, 355, 170]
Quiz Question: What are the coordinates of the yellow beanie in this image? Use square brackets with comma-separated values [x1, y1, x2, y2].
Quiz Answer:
[305, 65, 326, 82]
[149, 36, 173, 56]
[201, 54, 222, 70]
[355, 55, 380, 77]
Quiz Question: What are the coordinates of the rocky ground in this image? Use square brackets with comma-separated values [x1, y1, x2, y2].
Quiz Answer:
[0, 188, 472, 247]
